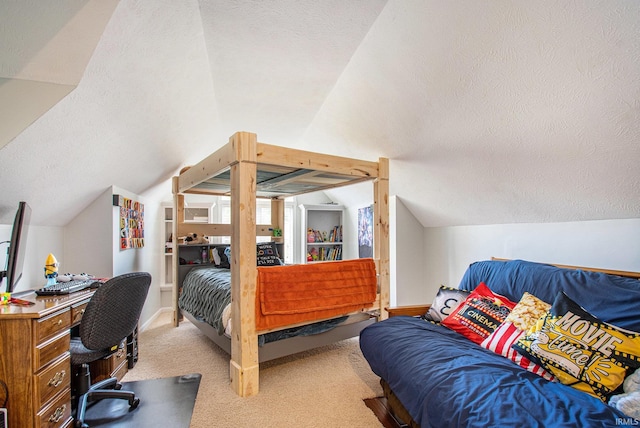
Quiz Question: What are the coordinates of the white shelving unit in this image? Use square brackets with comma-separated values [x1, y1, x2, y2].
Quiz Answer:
[182, 203, 213, 223]
[163, 205, 174, 287]
[299, 204, 344, 263]
[163, 202, 215, 285]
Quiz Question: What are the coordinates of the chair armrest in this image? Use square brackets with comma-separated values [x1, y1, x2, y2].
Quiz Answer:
[385, 304, 430, 318]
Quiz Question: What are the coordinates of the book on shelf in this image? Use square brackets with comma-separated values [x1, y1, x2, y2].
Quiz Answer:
[329, 225, 342, 242]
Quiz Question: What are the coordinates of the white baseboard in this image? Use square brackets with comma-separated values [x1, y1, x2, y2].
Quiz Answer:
[139, 307, 173, 333]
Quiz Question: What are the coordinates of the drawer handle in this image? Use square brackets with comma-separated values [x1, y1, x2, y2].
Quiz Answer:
[48, 370, 66, 388]
[57, 319, 63, 326]
[48, 404, 66, 423]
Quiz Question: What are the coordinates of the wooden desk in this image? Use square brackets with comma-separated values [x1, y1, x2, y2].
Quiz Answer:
[0, 289, 130, 428]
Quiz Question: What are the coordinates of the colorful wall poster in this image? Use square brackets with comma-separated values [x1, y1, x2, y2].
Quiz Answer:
[114, 195, 145, 250]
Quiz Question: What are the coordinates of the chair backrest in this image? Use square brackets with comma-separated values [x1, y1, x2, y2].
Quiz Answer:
[79, 272, 151, 351]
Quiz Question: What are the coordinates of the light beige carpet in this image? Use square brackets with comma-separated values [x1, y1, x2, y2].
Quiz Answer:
[123, 312, 384, 427]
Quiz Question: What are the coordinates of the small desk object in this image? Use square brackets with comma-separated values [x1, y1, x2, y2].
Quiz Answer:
[0, 288, 130, 428]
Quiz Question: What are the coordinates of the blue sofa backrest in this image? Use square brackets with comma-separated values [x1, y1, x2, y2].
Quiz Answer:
[459, 259, 640, 332]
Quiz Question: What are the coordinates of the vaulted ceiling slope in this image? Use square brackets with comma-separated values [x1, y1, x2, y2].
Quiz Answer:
[0, 0, 638, 228]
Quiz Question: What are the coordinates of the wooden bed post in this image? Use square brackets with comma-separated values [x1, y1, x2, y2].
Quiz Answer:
[270, 198, 284, 237]
[374, 157, 390, 320]
[171, 179, 182, 327]
[229, 131, 260, 397]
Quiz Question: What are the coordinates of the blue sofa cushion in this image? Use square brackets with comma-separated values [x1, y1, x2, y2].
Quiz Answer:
[459, 260, 640, 331]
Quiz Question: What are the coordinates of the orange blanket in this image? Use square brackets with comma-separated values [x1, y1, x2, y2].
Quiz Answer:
[255, 258, 377, 331]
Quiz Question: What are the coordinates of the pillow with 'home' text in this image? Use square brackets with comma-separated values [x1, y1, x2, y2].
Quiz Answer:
[441, 282, 517, 344]
[423, 285, 470, 322]
[513, 292, 640, 401]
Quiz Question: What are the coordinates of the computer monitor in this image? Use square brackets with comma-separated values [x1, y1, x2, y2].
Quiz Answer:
[2, 201, 31, 293]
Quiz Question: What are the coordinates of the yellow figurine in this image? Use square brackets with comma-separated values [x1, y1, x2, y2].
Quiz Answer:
[44, 253, 59, 286]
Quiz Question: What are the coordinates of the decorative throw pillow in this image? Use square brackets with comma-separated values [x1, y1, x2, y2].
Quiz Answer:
[423, 285, 470, 322]
[481, 292, 555, 381]
[441, 282, 517, 344]
[504, 292, 552, 331]
[513, 292, 640, 401]
[256, 242, 283, 266]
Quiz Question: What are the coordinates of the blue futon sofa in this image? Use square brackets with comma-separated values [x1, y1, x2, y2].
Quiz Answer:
[360, 259, 640, 427]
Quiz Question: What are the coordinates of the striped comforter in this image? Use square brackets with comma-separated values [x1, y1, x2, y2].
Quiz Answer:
[178, 267, 231, 335]
[177, 266, 349, 345]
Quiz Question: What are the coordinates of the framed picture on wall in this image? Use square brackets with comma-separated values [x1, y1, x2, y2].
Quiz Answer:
[358, 205, 373, 258]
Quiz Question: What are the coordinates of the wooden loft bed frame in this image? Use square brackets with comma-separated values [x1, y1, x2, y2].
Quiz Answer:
[171, 131, 390, 397]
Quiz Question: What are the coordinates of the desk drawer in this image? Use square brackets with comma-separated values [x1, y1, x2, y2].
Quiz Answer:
[36, 309, 71, 342]
[36, 353, 70, 408]
[113, 341, 128, 368]
[89, 340, 128, 383]
[112, 358, 129, 381]
[71, 300, 89, 325]
[35, 332, 70, 371]
[36, 387, 71, 428]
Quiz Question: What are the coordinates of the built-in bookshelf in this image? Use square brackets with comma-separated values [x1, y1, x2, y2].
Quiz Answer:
[299, 204, 344, 263]
[163, 205, 174, 287]
[163, 202, 215, 287]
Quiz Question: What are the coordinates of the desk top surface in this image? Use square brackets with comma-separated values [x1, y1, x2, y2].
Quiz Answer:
[0, 289, 95, 319]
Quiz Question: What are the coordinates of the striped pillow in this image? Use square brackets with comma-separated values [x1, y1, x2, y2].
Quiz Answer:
[480, 292, 556, 381]
[482, 321, 555, 381]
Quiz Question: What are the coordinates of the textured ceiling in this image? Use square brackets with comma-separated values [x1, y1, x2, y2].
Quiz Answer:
[0, 0, 639, 228]
[0, 0, 119, 147]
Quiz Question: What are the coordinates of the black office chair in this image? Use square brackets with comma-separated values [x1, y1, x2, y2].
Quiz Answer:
[70, 272, 151, 428]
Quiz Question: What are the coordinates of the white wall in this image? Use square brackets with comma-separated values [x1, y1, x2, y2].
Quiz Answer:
[0, 224, 64, 294]
[64, 187, 113, 277]
[110, 186, 162, 325]
[63, 185, 162, 325]
[423, 218, 640, 303]
[391, 196, 425, 306]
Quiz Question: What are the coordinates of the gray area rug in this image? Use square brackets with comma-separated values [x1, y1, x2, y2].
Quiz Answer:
[82, 373, 201, 428]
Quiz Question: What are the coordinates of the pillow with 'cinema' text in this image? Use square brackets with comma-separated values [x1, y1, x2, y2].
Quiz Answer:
[441, 282, 517, 344]
[513, 292, 640, 401]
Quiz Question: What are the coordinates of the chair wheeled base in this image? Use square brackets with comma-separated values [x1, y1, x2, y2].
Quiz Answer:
[74, 375, 140, 428]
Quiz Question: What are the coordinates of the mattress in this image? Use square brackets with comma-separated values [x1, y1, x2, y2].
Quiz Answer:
[177, 266, 348, 345]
